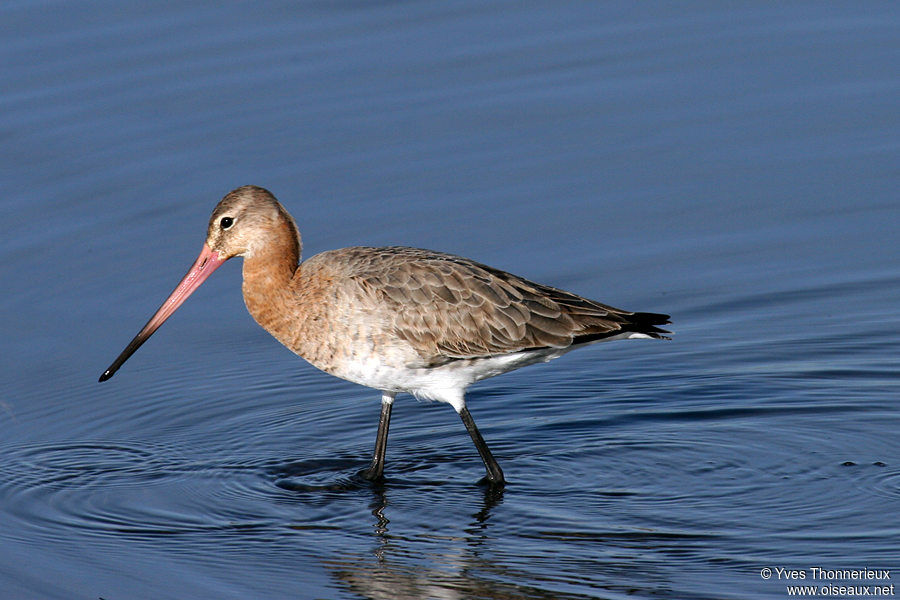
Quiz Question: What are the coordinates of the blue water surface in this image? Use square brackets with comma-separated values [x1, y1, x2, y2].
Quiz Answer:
[1, 2, 898, 599]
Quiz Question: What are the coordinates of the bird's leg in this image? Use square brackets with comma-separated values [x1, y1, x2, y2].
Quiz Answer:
[360, 392, 395, 481]
[458, 405, 505, 486]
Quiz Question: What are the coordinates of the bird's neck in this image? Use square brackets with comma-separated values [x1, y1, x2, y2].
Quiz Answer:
[240, 224, 302, 347]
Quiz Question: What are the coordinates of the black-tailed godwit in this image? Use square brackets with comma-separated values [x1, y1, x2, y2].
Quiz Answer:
[100, 185, 671, 486]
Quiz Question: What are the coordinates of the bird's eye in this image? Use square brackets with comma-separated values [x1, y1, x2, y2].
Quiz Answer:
[220, 216, 234, 229]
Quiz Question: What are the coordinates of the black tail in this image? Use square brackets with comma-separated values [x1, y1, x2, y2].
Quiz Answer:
[573, 310, 672, 345]
[624, 311, 671, 340]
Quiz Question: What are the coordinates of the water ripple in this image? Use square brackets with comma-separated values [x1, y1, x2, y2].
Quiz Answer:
[0, 441, 282, 543]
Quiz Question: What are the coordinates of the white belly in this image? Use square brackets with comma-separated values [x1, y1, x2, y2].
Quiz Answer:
[313, 332, 650, 410]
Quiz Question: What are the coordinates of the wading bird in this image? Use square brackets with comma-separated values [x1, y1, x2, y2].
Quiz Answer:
[100, 186, 670, 486]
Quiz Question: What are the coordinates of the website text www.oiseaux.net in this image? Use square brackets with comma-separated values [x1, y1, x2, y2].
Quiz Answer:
[760, 567, 893, 597]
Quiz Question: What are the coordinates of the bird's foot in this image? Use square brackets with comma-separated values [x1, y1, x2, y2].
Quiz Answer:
[358, 465, 384, 482]
[476, 474, 506, 489]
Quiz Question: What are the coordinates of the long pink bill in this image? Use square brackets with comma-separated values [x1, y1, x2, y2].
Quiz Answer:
[99, 244, 226, 382]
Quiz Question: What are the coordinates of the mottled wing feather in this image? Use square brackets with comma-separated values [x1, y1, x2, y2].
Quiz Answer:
[334, 247, 669, 364]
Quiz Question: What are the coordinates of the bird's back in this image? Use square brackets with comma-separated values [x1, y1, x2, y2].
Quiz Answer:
[298, 246, 670, 372]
